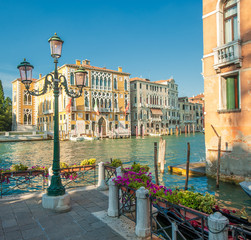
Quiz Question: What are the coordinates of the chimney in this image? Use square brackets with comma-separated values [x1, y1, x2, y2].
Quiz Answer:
[82, 59, 90, 65]
[39, 73, 42, 79]
[76, 60, 81, 66]
[118, 66, 122, 72]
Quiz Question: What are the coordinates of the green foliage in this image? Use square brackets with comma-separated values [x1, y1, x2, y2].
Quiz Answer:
[60, 162, 69, 168]
[156, 189, 216, 214]
[131, 162, 150, 173]
[80, 158, 96, 166]
[106, 159, 123, 168]
[10, 163, 28, 172]
[0, 80, 12, 131]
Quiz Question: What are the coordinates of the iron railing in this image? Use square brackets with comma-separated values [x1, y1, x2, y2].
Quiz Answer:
[104, 165, 117, 184]
[0, 170, 45, 198]
[118, 185, 137, 223]
[60, 165, 96, 188]
[149, 196, 208, 240]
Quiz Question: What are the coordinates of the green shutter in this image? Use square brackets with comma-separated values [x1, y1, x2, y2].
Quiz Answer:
[226, 77, 235, 109]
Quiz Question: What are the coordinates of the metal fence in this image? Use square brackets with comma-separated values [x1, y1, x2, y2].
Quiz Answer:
[104, 165, 117, 184]
[118, 185, 137, 223]
[149, 196, 208, 240]
[0, 170, 45, 198]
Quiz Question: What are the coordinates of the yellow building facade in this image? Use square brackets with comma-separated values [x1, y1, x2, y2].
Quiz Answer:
[202, 0, 251, 181]
[19, 59, 131, 138]
[12, 79, 36, 131]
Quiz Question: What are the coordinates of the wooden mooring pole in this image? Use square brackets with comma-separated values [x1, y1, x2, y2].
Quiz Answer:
[154, 142, 159, 186]
[184, 142, 190, 190]
[211, 125, 221, 189]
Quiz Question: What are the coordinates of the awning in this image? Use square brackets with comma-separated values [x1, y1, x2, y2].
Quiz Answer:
[150, 108, 163, 115]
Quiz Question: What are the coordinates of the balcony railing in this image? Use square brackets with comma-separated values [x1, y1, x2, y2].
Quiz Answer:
[43, 109, 53, 114]
[213, 40, 242, 70]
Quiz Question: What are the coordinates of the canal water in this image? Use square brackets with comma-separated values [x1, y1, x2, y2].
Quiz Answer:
[0, 133, 250, 214]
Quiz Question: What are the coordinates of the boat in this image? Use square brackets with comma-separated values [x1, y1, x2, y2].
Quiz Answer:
[239, 181, 251, 197]
[69, 135, 99, 141]
[149, 133, 161, 137]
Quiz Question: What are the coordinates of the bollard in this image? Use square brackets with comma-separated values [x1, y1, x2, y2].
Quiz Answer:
[135, 187, 150, 237]
[108, 177, 119, 217]
[5, 132, 9, 137]
[97, 162, 108, 191]
[48, 166, 53, 187]
[208, 212, 229, 240]
[116, 166, 123, 177]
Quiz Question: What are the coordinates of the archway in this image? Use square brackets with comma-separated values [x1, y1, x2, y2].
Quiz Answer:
[156, 124, 159, 133]
[98, 117, 106, 136]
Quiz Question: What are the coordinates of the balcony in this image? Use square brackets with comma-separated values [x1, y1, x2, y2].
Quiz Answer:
[43, 109, 53, 115]
[85, 107, 90, 111]
[151, 117, 161, 122]
[213, 40, 242, 71]
[99, 108, 112, 113]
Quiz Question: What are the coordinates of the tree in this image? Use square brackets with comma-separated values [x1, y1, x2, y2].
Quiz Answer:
[0, 80, 12, 131]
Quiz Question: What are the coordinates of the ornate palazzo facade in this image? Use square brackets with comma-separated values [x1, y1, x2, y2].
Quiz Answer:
[13, 60, 131, 138]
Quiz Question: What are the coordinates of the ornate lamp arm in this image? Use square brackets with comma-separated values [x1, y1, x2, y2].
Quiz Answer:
[26, 74, 52, 96]
[59, 75, 83, 98]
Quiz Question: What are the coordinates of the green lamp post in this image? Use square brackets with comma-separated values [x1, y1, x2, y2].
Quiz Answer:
[17, 33, 88, 197]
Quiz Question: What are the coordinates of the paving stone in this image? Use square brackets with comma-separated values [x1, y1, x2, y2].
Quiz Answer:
[3, 225, 19, 233]
[2, 219, 17, 229]
[4, 230, 22, 240]
[21, 227, 44, 240]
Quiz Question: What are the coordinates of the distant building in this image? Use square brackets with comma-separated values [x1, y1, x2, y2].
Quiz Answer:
[202, 0, 251, 181]
[12, 60, 131, 138]
[12, 78, 37, 131]
[130, 77, 179, 136]
[178, 97, 203, 133]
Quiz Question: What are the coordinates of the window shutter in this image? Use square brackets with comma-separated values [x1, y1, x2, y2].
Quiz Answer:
[226, 77, 235, 109]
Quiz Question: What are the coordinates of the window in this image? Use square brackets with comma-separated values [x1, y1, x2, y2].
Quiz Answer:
[104, 77, 107, 88]
[140, 83, 142, 89]
[114, 78, 117, 90]
[13, 91, 16, 104]
[134, 83, 136, 89]
[124, 80, 127, 91]
[134, 112, 137, 120]
[86, 75, 88, 87]
[115, 124, 118, 129]
[224, 0, 238, 43]
[108, 78, 111, 88]
[71, 113, 75, 121]
[23, 109, 32, 125]
[64, 114, 65, 120]
[24, 91, 32, 105]
[86, 114, 89, 120]
[92, 76, 95, 87]
[134, 97, 137, 104]
[60, 115, 62, 120]
[126, 114, 129, 121]
[146, 84, 148, 90]
[115, 115, 118, 121]
[96, 76, 99, 86]
[109, 122, 112, 130]
[220, 75, 239, 110]
[86, 125, 89, 130]
[70, 72, 74, 85]
[85, 97, 89, 107]
[71, 124, 75, 130]
[100, 77, 103, 87]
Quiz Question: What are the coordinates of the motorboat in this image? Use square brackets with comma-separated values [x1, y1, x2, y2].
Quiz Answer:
[239, 181, 251, 197]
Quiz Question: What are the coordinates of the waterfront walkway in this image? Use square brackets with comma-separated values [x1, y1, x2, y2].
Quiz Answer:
[0, 186, 138, 240]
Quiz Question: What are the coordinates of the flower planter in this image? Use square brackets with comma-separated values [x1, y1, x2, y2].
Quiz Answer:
[121, 186, 136, 195]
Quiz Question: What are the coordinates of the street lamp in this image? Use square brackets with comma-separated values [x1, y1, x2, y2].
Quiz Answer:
[17, 33, 87, 203]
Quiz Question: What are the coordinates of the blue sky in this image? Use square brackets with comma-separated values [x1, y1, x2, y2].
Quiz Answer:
[0, 0, 203, 98]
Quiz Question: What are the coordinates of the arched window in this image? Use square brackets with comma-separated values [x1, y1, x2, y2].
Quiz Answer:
[101, 99, 104, 108]
[85, 75, 88, 87]
[108, 78, 111, 89]
[96, 76, 99, 86]
[24, 91, 31, 105]
[124, 80, 127, 91]
[85, 97, 89, 107]
[114, 78, 117, 90]
[109, 99, 111, 108]
[114, 99, 118, 109]
[70, 72, 74, 85]
[23, 109, 32, 125]
[92, 98, 95, 108]
[224, 0, 238, 43]
[105, 99, 107, 108]
[97, 99, 99, 108]
[104, 77, 107, 88]
[100, 77, 103, 87]
[92, 76, 95, 87]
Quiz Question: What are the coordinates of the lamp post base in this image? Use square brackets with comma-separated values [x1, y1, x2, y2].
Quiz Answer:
[42, 192, 71, 212]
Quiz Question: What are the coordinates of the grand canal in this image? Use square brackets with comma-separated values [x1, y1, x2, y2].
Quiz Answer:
[0, 133, 250, 213]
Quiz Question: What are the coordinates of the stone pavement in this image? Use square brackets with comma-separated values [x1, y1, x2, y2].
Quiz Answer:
[0, 187, 126, 240]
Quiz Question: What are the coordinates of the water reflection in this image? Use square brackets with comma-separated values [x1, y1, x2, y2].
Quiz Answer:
[0, 133, 250, 213]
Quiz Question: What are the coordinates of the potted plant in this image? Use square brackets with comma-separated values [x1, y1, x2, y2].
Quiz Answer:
[105, 159, 123, 172]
